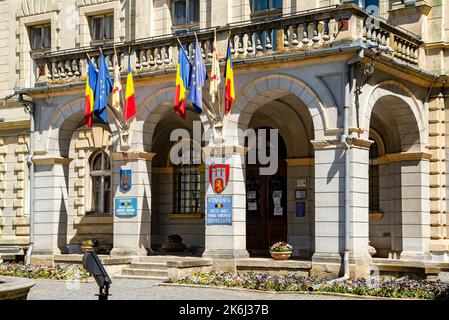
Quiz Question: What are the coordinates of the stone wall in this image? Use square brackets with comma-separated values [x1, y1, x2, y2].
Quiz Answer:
[0, 131, 29, 246]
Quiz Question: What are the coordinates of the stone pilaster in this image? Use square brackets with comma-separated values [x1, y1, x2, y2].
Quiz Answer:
[13, 135, 27, 218]
[202, 145, 249, 271]
[110, 152, 154, 256]
[0, 137, 5, 234]
[32, 157, 71, 256]
[400, 157, 431, 260]
[428, 94, 449, 260]
[311, 138, 372, 278]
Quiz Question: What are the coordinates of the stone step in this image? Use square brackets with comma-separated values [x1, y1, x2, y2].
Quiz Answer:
[121, 267, 168, 278]
[113, 274, 167, 281]
[137, 255, 191, 263]
[130, 262, 168, 270]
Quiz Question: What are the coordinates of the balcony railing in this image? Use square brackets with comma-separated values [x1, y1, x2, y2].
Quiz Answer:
[30, 5, 423, 87]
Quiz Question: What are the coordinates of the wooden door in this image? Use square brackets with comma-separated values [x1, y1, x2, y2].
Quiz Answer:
[245, 130, 288, 256]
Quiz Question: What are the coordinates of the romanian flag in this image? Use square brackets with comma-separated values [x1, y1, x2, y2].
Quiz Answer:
[224, 39, 235, 115]
[174, 45, 191, 118]
[84, 59, 97, 128]
[124, 55, 136, 121]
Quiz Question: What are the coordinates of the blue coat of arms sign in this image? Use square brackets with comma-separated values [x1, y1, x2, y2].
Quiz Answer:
[120, 169, 132, 193]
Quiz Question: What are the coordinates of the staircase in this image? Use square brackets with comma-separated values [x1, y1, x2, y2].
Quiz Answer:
[115, 256, 173, 280]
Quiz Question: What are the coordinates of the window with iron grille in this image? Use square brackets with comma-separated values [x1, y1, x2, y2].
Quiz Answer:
[174, 165, 201, 214]
[173, 143, 201, 214]
[89, 151, 112, 215]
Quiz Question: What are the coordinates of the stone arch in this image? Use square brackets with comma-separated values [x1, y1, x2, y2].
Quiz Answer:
[230, 74, 329, 139]
[46, 97, 117, 157]
[361, 80, 427, 152]
[131, 86, 208, 152]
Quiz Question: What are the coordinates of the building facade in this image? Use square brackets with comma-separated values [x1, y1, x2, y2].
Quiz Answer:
[1, 0, 449, 277]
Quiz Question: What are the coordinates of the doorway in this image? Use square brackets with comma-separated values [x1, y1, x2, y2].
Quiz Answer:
[246, 130, 288, 256]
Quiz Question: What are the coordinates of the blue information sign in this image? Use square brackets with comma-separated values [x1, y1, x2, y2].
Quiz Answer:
[115, 197, 138, 217]
[206, 195, 233, 225]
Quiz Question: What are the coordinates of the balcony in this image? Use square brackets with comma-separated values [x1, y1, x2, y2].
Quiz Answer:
[29, 5, 423, 88]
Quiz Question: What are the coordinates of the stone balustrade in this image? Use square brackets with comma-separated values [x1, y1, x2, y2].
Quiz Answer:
[30, 5, 423, 87]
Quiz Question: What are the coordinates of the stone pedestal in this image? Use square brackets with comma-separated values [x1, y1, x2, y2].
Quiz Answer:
[110, 152, 154, 256]
[202, 145, 249, 265]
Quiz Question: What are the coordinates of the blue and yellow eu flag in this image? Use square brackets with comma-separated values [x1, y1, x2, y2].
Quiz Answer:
[189, 39, 208, 114]
[94, 53, 113, 124]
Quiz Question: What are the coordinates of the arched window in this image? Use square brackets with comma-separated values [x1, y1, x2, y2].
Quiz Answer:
[89, 151, 111, 215]
[172, 141, 201, 214]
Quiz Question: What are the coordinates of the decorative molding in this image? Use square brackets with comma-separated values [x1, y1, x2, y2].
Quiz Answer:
[112, 151, 156, 161]
[32, 156, 72, 166]
[17, 0, 60, 18]
[285, 158, 314, 167]
[376, 152, 433, 165]
[349, 137, 374, 150]
[0, 120, 30, 131]
[202, 145, 248, 156]
[152, 167, 175, 174]
[168, 213, 203, 220]
[311, 139, 340, 149]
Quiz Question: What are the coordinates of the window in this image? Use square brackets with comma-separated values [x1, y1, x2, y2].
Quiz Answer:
[173, 143, 201, 214]
[173, 0, 199, 25]
[29, 25, 51, 50]
[252, 0, 282, 13]
[89, 151, 111, 214]
[90, 14, 114, 42]
[369, 137, 380, 212]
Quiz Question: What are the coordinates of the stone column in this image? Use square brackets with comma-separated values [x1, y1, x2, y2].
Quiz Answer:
[400, 156, 431, 260]
[311, 142, 345, 276]
[110, 152, 154, 256]
[348, 140, 372, 273]
[311, 139, 371, 278]
[202, 145, 249, 272]
[32, 157, 71, 260]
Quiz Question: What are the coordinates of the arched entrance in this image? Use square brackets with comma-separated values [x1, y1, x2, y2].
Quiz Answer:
[241, 92, 316, 259]
[367, 92, 430, 259]
[246, 129, 288, 256]
[150, 109, 205, 255]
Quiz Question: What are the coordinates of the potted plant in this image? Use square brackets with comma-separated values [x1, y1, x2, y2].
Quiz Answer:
[269, 242, 293, 260]
[81, 239, 99, 253]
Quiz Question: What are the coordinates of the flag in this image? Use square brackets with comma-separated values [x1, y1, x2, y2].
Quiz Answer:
[209, 31, 221, 103]
[111, 52, 122, 113]
[94, 53, 113, 124]
[174, 44, 191, 118]
[224, 39, 235, 115]
[189, 39, 208, 114]
[84, 59, 97, 128]
[124, 55, 136, 121]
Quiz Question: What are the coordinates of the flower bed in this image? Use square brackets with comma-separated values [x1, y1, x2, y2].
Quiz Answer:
[169, 272, 449, 300]
[0, 263, 90, 281]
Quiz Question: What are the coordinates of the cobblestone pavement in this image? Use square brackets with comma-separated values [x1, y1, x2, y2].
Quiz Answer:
[27, 278, 359, 300]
